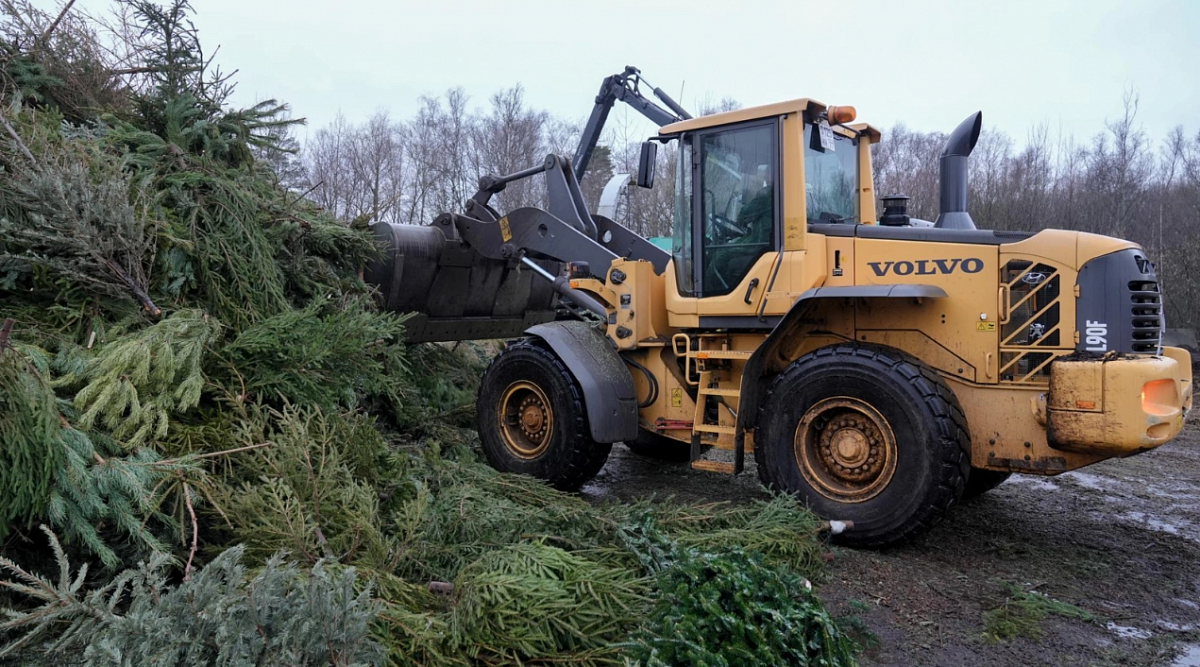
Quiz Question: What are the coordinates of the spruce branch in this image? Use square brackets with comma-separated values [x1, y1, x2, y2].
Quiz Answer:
[60, 310, 219, 448]
[0, 525, 127, 659]
[1, 534, 384, 664]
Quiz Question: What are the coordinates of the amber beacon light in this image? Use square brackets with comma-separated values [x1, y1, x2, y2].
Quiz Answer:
[828, 105, 856, 124]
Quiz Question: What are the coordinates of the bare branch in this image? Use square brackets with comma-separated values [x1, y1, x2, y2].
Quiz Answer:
[37, 0, 77, 45]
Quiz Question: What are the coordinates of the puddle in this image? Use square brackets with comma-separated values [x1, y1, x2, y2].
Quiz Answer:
[1106, 622, 1154, 639]
[1173, 644, 1200, 667]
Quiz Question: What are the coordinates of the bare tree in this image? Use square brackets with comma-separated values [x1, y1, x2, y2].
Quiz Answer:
[304, 113, 354, 218]
[470, 85, 547, 211]
[297, 83, 1200, 331]
[347, 111, 405, 223]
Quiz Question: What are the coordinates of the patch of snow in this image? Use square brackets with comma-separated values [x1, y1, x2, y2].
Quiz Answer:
[1106, 622, 1154, 640]
[1122, 510, 1194, 539]
[1172, 644, 1200, 667]
[1006, 475, 1059, 492]
[1063, 471, 1111, 491]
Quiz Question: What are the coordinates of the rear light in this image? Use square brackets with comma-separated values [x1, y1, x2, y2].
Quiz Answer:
[1141, 379, 1178, 417]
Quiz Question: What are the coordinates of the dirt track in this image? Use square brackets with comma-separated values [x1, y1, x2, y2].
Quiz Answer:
[581, 417, 1200, 666]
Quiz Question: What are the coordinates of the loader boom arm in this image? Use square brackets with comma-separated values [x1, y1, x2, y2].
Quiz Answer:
[573, 66, 691, 179]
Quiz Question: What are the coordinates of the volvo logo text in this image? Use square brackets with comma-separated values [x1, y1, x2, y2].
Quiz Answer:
[867, 258, 984, 277]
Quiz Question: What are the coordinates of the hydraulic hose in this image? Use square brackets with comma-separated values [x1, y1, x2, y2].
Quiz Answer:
[621, 354, 660, 409]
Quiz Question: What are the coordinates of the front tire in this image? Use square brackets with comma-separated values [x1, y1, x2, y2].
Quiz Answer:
[755, 344, 969, 547]
[476, 340, 611, 491]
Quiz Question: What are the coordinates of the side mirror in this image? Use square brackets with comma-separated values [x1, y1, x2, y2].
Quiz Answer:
[636, 141, 657, 189]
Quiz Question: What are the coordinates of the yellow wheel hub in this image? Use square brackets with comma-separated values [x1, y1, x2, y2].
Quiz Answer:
[499, 381, 553, 459]
[794, 397, 898, 502]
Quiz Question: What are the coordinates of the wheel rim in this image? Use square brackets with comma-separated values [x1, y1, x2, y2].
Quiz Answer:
[794, 397, 898, 503]
[499, 381, 554, 459]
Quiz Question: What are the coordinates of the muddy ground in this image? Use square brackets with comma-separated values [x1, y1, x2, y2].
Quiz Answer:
[581, 416, 1200, 666]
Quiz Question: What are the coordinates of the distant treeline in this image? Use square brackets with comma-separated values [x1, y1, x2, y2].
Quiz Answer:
[271, 90, 1199, 331]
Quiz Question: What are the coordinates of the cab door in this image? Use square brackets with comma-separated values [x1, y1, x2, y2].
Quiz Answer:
[670, 119, 780, 321]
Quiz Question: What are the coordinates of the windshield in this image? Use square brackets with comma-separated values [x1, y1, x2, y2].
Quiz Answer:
[803, 124, 859, 223]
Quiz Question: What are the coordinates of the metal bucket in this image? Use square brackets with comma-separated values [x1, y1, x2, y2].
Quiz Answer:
[365, 222, 560, 343]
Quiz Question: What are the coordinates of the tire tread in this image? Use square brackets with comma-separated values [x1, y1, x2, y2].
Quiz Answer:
[477, 340, 610, 491]
[754, 343, 970, 547]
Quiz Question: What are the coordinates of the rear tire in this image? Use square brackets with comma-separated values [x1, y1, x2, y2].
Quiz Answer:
[476, 340, 611, 491]
[754, 343, 969, 547]
[962, 468, 1012, 500]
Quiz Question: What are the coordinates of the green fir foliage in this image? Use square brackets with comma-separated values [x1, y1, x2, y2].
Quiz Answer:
[221, 297, 408, 409]
[448, 542, 650, 666]
[982, 583, 1095, 643]
[218, 407, 394, 568]
[0, 341, 168, 565]
[0, 112, 161, 316]
[0, 343, 62, 536]
[0, 2, 858, 665]
[0, 528, 385, 666]
[57, 310, 219, 448]
[391, 454, 618, 581]
[626, 547, 855, 667]
[45, 428, 170, 568]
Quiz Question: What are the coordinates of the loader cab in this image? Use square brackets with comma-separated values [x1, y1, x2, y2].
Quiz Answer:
[671, 119, 780, 298]
[663, 99, 874, 313]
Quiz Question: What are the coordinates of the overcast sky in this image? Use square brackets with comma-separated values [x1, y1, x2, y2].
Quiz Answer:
[64, 0, 1200, 145]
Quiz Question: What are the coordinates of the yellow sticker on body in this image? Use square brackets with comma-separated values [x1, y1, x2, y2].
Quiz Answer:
[976, 321, 996, 332]
[499, 216, 512, 242]
[671, 388, 683, 407]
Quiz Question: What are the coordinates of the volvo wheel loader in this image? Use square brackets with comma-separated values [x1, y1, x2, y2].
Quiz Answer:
[365, 67, 1193, 546]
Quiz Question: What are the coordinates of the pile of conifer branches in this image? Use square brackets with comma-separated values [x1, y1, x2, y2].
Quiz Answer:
[0, 2, 856, 665]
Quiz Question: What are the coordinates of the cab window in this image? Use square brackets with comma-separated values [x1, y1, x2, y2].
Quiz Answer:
[803, 124, 859, 223]
[671, 140, 695, 294]
[698, 123, 776, 296]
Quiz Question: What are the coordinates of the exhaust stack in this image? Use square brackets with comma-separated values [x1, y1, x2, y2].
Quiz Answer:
[934, 111, 983, 230]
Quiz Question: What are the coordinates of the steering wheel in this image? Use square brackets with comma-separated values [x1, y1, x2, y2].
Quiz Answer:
[711, 213, 748, 239]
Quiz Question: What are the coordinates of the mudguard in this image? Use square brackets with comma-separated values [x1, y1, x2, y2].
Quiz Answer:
[525, 321, 639, 443]
[737, 284, 949, 430]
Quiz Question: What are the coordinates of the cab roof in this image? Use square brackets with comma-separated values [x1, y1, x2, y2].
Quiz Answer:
[660, 97, 881, 143]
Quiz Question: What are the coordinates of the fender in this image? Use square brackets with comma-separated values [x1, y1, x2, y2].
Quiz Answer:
[524, 320, 639, 443]
[737, 284, 949, 430]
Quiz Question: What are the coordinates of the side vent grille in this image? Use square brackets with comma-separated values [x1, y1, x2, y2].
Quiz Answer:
[1129, 277, 1163, 353]
[999, 260, 1069, 383]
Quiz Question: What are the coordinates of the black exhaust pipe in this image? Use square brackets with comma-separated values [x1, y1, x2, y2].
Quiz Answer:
[934, 111, 983, 230]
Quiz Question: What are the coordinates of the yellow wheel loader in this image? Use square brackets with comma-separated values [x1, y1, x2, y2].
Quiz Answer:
[366, 67, 1193, 546]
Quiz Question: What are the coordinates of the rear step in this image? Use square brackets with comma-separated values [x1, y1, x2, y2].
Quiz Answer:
[690, 459, 738, 474]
